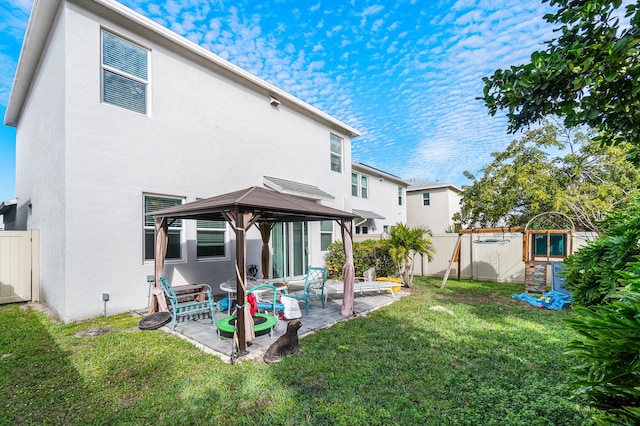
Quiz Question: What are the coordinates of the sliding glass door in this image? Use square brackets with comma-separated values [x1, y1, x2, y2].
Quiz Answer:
[271, 222, 308, 279]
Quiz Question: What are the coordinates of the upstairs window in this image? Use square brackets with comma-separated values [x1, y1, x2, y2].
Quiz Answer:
[423, 192, 431, 206]
[144, 195, 183, 261]
[102, 31, 149, 114]
[361, 176, 368, 199]
[330, 134, 342, 173]
[351, 173, 358, 196]
[351, 172, 369, 198]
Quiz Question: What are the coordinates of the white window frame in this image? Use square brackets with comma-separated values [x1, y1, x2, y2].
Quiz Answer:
[351, 173, 358, 196]
[361, 175, 368, 199]
[351, 172, 369, 198]
[330, 134, 343, 173]
[101, 30, 150, 114]
[355, 226, 369, 235]
[196, 219, 228, 260]
[423, 192, 431, 206]
[398, 187, 404, 206]
[320, 220, 334, 251]
[143, 194, 184, 263]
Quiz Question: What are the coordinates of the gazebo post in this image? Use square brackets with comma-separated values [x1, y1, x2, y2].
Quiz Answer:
[340, 218, 355, 316]
[234, 210, 248, 355]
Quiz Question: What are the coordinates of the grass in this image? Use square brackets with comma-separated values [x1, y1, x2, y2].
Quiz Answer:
[0, 277, 599, 425]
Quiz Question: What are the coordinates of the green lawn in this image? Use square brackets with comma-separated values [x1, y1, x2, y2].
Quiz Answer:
[0, 277, 599, 425]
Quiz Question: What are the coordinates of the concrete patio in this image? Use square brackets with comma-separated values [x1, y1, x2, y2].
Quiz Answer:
[153, 289, 410, 364]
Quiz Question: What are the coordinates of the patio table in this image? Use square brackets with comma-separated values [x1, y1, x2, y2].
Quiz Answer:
[219, 279, 288, 314]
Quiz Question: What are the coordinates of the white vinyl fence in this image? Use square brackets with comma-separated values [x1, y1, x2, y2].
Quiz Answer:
[0, 230, 40, 304]
[416, 232, 595, 284]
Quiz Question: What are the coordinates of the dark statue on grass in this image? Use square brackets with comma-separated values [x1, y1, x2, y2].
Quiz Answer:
[263, 319, 302, 364]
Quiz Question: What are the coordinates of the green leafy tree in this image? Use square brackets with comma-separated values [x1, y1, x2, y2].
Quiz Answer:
[454, 123, 640, 232]
[564, 262, 640, 425]
[388, 223, 435, 287]
[563, 196, 640, 306]
[481, 1, 640, 162]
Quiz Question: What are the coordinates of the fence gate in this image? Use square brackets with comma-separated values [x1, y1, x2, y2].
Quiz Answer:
[0, 230, 39, 304]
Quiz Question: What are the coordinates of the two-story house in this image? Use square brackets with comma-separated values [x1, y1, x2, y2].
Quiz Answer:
[3, 0, 369, 322]
[350, 162, 408, 241]
[406, 178, 461, 234]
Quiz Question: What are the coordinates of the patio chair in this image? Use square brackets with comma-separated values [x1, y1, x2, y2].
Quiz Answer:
[287, 266, 328, 314]
[158, 274, 216, 331]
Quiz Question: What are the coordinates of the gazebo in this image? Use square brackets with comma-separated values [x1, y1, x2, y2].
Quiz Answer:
[148, 186, 358, 355]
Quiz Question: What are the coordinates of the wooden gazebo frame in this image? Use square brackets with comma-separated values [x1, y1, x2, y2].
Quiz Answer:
[147, 186, 358, 356]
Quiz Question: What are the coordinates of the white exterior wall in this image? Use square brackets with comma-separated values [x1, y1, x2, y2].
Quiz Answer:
[350, 164, 406, 239]
[14, 7, 67, 320]
[12, 2, 353, 321]
[406, 187, 460, 233]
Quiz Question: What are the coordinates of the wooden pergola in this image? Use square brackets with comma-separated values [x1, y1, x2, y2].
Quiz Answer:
[147, 186, 358, 356]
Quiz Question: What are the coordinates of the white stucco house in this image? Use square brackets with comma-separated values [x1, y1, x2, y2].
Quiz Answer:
[405, 178, 462, 234]
[350, 162, 408, 240]
[2, 0, 390, 322]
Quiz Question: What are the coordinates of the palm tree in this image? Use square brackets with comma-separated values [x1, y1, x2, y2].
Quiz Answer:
[388, 223, 435, 287]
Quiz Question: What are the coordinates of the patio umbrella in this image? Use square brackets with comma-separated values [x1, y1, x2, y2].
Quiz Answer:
[340, 219, 355, 316]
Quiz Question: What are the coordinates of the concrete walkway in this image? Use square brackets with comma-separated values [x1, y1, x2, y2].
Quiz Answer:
[159, 289, 410, 364]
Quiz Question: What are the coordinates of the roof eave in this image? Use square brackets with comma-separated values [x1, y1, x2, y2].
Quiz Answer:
[5, 0, 361, 138]
[5, 0, 62, 127]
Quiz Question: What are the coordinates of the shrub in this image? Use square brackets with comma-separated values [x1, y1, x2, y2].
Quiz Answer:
[563, 196, 640, 306]
[564, 261, 640, 425]
[324, 239, 396, 279]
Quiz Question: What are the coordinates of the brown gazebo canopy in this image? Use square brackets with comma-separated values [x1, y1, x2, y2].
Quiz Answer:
[148, 186, 357, 355]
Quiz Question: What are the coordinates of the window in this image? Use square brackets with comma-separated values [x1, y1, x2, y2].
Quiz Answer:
[355, 226, 369, 234]
[102, 31, 149, 114]
[533, 234, 567, 257]
[320, 220, 333, 251]
[351, 173, 358, 196]
[197, 220, 226, 258]
[144, 195, 183, 261]
[330, 134, 342, 173]
[398, 187, 403, 206]
[351, 172, 369, 198]
[423, 192, 430, 206]
[383, 225, 389, 233]
[361, 175, 368, 199]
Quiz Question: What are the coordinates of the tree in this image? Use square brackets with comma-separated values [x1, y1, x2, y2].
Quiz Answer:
[454, 122, 640, 232]
[481, 0, 640, 162]
[388, 223, 435, 287]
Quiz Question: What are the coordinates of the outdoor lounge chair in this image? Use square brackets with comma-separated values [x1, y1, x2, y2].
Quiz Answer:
[287, 266, 328, 314]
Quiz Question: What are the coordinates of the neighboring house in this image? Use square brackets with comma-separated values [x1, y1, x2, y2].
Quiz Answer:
[406, 178, 461, 233]
[3, 0, 369, 322]
[0, 199, 17, 231]
[350, 162, 408, 240]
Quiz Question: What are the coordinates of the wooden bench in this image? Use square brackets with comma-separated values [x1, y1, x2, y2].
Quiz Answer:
[159, 274, 216, 330]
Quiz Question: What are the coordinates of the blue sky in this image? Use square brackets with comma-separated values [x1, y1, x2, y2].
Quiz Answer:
[0, 0, 556, 203]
